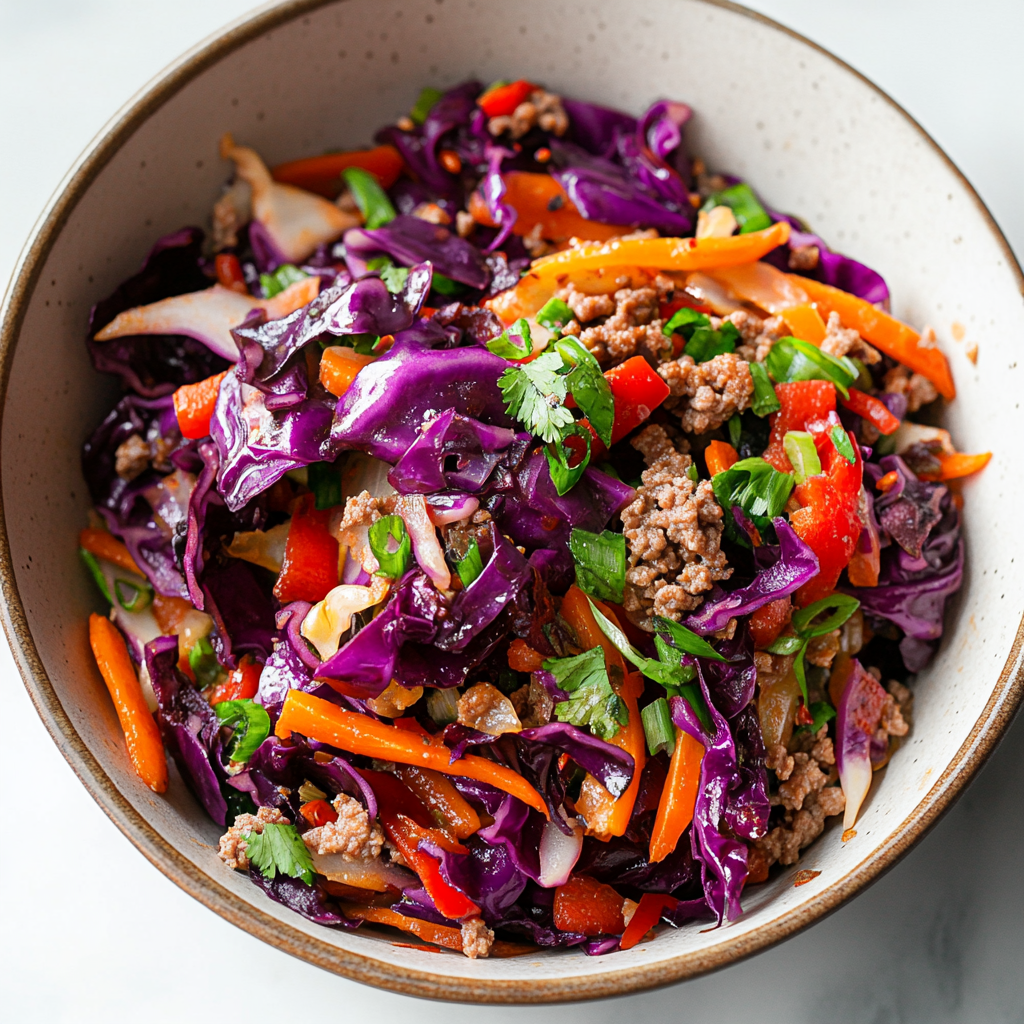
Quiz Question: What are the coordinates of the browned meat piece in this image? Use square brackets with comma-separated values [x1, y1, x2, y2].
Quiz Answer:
[820, 311, 880, 365]
[804, 629, 841, 669]
[620, 425, 731, 625]
[659, 352, 754, 433]
[457, 682, 522, 736]
[884, 362, 939, 412]
[727, 310, 787, 363]
[576, 285, 672, 364]
[218, 806, 290, 871]
[554, 283, 616, 324]
[488, 89, 568, 139]
[114, 434, 151, 481]
[754, 785, 846, 868]
[510, 675, 555, 728]
[460, 916, 495, 958]
[302, 794, 384, 860]
[788, 245, 820, 271]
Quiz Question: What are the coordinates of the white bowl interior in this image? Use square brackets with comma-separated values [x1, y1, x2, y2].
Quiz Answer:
[3, 0, 1022, 999]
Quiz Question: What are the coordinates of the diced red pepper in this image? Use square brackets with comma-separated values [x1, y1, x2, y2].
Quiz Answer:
[208, 655, 263, 704]
[749, 596, 793, 649]
[272, 494, 340, 604]
[301, 799, 338, 828]
[271, 144, 404, 198]
[763, 381, 837, 472]
[553, 875, 626, 936]
[477, 79, 536, 118]
[840, 388, 901, 435]
[215, 253, 249, 294]
[619, 893, 679, 950]
[790, 423, 863, 606]
[173, 371, 229, 440]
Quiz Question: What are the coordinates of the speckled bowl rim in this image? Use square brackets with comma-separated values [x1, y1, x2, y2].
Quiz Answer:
[1, 0, 1021, 1004]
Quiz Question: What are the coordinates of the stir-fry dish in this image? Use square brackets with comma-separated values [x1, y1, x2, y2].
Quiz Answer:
[81, 80, 990, 957]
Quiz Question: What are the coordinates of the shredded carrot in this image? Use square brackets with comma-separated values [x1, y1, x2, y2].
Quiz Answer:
[648, 729, 703, 862]
[705, 440, 739, 477]
[79, 527, 141, 575]
[876, 470, 900, 493]
[919, 450, 992, 482]
[781, 303, 827, 345]
[275, 690, 549, 817]
[342, 904, 464, 949]
[88, 614, 167, 792]
[507, 638, 545, 673]
[319, 345, 375, 397]
[173, 371, 229, 440]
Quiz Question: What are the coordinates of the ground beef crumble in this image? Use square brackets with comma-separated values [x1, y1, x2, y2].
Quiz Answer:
[460, 916, 495, 959]
[218, 806, 290, 871]
[819, 310, 881, 365]
[620, 424, 731, 624]
[487, 89, 568, 139]
[884, 362, 939, 413]
[510, 674, 555, 727]
[658, 352, 754, 433]
[727, 310, 787, 364]
[302, 794, 384, 860]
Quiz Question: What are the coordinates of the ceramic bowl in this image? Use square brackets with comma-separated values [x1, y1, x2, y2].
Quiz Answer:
[2, 0, 1021, 1003]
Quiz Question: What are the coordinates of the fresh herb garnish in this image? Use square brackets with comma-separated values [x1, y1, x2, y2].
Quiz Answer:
[259, 263, 307, 299]
[430, 271, 466, 296]
[189, 636, 222, 688]
[536, 296, 575, 330]
[795, 700, 837, 735]
[711, 456, 794, 538]
[569, 528, 626, 604]
[548, 647, 628, 741]
[702, 182, 772, 234]
[545, 425, 591, 496]
[498, 350, 573, 443]
[215, 698, 272, 763]
[654, 615, 730, 662]
[749, 360, 781, 416]
[341, 166, 396, 229]
[365, 256, 409, 294]
[727, 413, 743, 449]
[765, 336, 858, 398]
[783, 430, 822, 484]
[244, 822, 315, 885]
[368, 515, 412, 578]
[830, 424, 857, 465]
[555, 338, 614, 447]
[662, 307, 739, 363]
[486, 318, 533, 360]
[410, 86, 443, 125]
[641, 697, 676, 757]
[456, 537, 485, 587]
[307, 462, 342, 510]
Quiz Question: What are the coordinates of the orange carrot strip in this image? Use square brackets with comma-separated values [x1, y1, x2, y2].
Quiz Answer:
[394, 765, 482, 839]
[319, 345, 375, 397]
[88, 614, 167, 792]
[648, 729, 704, 862]
[705, 440, 739, 477]
[173, 370, 229, 440]
[275, 690, 549, 817]
[271, 144, 404, 198]
[559, 585, 627, 679]
[781, 303, 827, 345]
[919, 450, 992, 482]
[79, 527, 141, 575]
[789, 276, 956, 400]
[342, 904, 464, 949]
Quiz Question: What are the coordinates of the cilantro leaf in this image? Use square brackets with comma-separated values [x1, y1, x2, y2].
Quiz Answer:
[499, 350, 573, 443]
[215, 699, 271, 763]
[244, 822, 315, 885]
[556, 338, 614, 447]
[546, 424, 591, 496]
[546, 647, 628, 740]
[588, 597, 693, 685]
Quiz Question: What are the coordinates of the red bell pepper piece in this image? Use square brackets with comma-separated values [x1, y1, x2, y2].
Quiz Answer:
[762, 380, 836, 472]
[300, 799, 338, 828]
[208, 655, 262, 704]
[553, 875, 626, 936]
[619, 893, 679, 950]
[477, 79, 535, 118]
[790, 423, 863, 606]
[840, 388, 901, 435]
[173, 371, 229, 440]
[749, 596, 793, 649]
[214, 253, 248, 294]
[271, 144, 404, 198]
[272, 493, 339, 604]
[362, 769, 479, 920]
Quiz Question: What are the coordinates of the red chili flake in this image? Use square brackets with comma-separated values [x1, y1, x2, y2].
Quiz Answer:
[795, 702, 814, 726]
[793, 869, 821, 887]
[535, 147, 551, 163]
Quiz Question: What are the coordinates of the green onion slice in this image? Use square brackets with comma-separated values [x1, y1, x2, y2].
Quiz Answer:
[536, 297, 575, 330]
[341, 166, 396, 229]
[215, 699, 272, 764]
[791, 594, 861, 638]
[307, 462, 342, 511]
[456, 537, 485, 588]
[749, 361, 782, 416]
[765, 336, 858, 398]
[642, 698, 677, 757]
[569, 528, 625, 604]
[702, 182, 772, 234]
[114, 577, 153, 613]
[259, 264, 307, 299]
[783, 430, 822, 484]
[369, 515, 412, 579]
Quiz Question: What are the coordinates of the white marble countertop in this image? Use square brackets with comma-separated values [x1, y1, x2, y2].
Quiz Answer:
[1, 2, 1021, 1020]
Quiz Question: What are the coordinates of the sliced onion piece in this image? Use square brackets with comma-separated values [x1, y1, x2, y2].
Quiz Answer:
[395, 493, 450, 590]
[537, 809, 583, 887]
[310, 849, 416, 891]
[301, 578, 390, 660]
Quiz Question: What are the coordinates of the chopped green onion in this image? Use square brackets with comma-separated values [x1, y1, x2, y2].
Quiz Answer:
[430, 271, 466, 296]
[259, 263, 307, 299]
[80, 548, 113, 603]
[765, 336, 858, 399]
[189, 636, 222, 689]
[687, 464, 699, 482]
[343, 332, 380, 354]
[765, 635, 806, 656]
[368, 515, 412, 578]
[795, 700, 837, 734]
[426, 687, 461, 726]
[545, 424, 591, 496]
[307, 462, 342, 511]
[456, 537, 485, 587]
[662, 306, 708, 338]
[749, 361, 781, 416]
[410, 86, 443, 125]
[486, 318, 533, 359]
[215, 699, 272, 763]
[341, 166, 396, 229]
[114, 577, 153, 612]
[793, 645, 809, 705]
[588, 598, 696, 685]
[569, 528, 625, 604]
[711, 457, 795, 530]
[727, 413, 742, 449]
[783, 430, 822, 484]
[654, 615, 729, 662]
[642, 698, 676, 757]
[685, 321, 739, 363]
[297, 779, 327, 803]
[536, 297, 575, 330]
[830, 424, 857, 464]
[791, 594, 861, 638]
[703, 182, 772, 234]
[653, 634, 697, 686]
